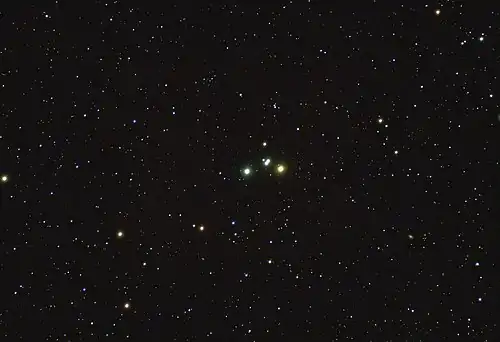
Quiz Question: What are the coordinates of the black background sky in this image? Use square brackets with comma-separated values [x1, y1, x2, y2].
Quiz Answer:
[0, 1, 499, 341]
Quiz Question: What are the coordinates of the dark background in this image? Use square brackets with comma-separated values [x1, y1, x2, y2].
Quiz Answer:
[0, 1, 499, 340]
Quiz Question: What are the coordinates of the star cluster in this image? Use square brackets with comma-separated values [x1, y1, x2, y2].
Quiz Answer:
[240, 153, 288, 180]
[0, 2, 499, 341]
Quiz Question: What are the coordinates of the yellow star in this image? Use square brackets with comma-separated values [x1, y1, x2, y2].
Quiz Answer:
[275, 164, 287, 175]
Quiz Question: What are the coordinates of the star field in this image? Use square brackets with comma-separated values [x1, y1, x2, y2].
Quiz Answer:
[0, 2, 499, 341]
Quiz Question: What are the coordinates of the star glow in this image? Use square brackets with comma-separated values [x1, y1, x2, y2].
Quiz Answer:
[275, 164, 286, 174]
[241, 167, 252, 177]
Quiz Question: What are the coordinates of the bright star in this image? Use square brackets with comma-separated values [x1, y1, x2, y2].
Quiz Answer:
[435, 9, 441, 16]
[117, 230, 124, 238]
[275, 164, 286, 174]
[241, 167, 252, 177]
[1, 175, 8, 183]
[124, 302, 131, 309]
[263, 158, 271, 166]
[199, 225, 204, 232]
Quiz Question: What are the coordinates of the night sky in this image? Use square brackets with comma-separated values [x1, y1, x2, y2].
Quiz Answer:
[1, 2, 499, 341]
